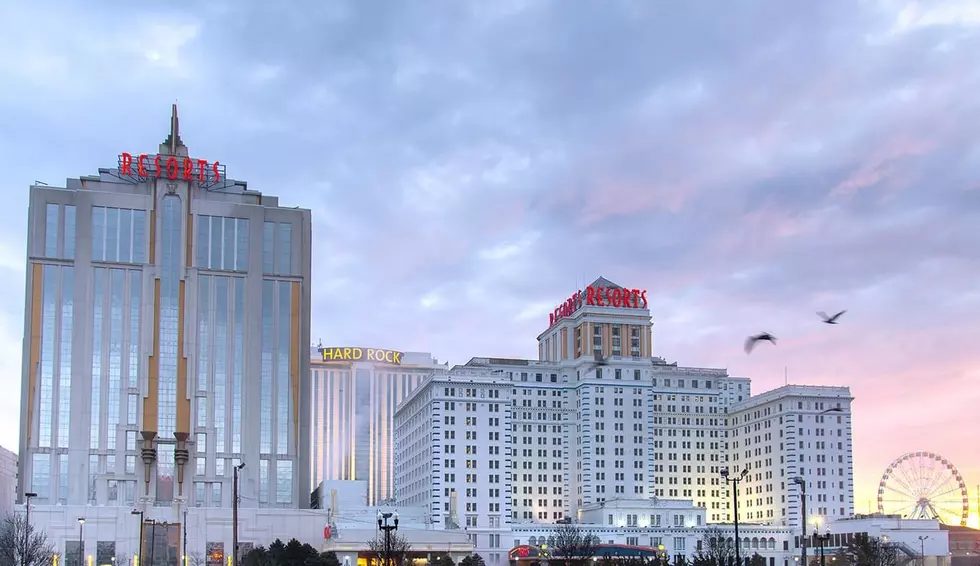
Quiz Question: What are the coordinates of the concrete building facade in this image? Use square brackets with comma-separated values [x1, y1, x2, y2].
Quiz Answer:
[0, 446, 16, 519]
[726, 385, 855, 532]
[392, 278, 857, 565]
[17, 107, 313, 565]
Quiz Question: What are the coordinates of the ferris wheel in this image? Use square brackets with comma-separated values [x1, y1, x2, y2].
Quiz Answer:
[877, 451, 970, 526]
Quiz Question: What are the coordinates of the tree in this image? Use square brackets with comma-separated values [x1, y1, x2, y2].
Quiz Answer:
[836, 534, 899, 566]
[321, 551, 342, 566]
[367, 530, 413, 566]
[460, 555, 486, 566]
[0, 512, 55, 566]
[692, 529, 736, 566]
[187, 551, 208, 566]
[431, 555, 456, 566]
[243, 546, 272, 566]
[748, 554, 766, 566]
[551, 522, 600, 566]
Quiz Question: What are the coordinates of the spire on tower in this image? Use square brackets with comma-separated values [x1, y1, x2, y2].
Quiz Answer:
[162, 103, 184, 154]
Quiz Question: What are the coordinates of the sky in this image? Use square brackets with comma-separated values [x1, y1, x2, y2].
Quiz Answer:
[0, 0, 978, 526]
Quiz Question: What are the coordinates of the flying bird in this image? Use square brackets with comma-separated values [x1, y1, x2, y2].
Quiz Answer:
[744, 333, 777, 354]
[817, 310, 847, 324]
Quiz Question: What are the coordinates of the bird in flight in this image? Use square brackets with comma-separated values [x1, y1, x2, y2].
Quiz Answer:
[817, 310, 847, 324]
[744, 333, 777, 354]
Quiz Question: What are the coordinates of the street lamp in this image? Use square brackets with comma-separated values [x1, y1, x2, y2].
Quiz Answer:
[817, 532, 831, 566]
[722, 467, 749, 566]
[77, 518, 85, 566]
[918, 536, 929, 566]
[377, 510, 400, 566]
[23, 492, 37, 566]
[233, 462, 246, 566]
[792, 477, 807, 566]
[131, 510, 144, 566]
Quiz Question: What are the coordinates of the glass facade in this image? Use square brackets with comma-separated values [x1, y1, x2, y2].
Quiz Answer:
[25, 175, 307, 511]
[157, 196, 181, 442]
[197, 274, 247, 485]
[262, 221, 294, 275]
[154, 195, 182, 506]
[91, 206, 147, 263]
[195, 215, 249, 271]
[259, 279, 293, 504]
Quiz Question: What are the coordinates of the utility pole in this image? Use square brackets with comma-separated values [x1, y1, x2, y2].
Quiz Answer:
[793, 477, 807, 566]
[183, 511, 188, 566]
[377, 511, 400, 566]
[233, 462, 246, 566]
[131, 510, 144, 566]
[23, 492, 37, 566]
[722, 468, 748, 566]
[918, 535, 929, 566]
[147, 521, 157, 566]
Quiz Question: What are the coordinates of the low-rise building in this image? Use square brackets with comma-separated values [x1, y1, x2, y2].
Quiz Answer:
[510, 498, 793, 566]
[798, 515, 951, 566]
[0, 446, 16, 519]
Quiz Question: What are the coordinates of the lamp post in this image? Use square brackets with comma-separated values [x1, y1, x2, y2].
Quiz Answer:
[77, 518, 85, 566]
[377, 510, 400, 566]
[792, 477, 807, 566]
[23, 492, 37, 566]
[817, 533, 831, 566]
[147, 520, 158, 566]
[232, 462, 245, 566]
[722, 467, 749, 566]
[131, 510, 144, 566]
[183, 510, 188, 566]
[918, 536, 929, 566]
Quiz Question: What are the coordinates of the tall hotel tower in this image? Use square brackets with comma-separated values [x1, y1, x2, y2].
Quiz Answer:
[311, 347, 443, 505]
[17, 107, 312, 557]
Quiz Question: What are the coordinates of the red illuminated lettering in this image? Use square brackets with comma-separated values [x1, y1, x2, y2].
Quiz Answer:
[166, 157, 179, 179]
[119, 153, 225, 183]
[549, 285, 649, 325]
[611, 288, 622, 307]
[121, 152, 133, 175]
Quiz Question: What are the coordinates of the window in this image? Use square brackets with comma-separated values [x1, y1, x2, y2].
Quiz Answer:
[91, 206, 147, 263]
[196, 216, 249, 271]
[262, 221, 295, 275]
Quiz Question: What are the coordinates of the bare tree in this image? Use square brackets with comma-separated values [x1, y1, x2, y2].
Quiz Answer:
[551, 522, 601, 566]
[187, 551, 208, 566]
[836, 534, 900, 566]
[692, 528, 736, 566]
[367, 530, 413, 566]
[0, 512, 55, 566]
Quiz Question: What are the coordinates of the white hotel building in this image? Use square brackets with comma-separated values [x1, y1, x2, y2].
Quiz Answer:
[393, 277, 855, 566]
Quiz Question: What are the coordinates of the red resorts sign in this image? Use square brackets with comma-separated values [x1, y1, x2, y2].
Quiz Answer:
[119, 152, 223, 183]
[549, 285, 648, 327]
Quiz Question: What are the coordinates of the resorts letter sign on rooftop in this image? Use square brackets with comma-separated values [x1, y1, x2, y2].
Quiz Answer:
[320, 347, 403, 365]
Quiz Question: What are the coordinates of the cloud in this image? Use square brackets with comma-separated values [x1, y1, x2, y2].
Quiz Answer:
[0, 0, 978, 515]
